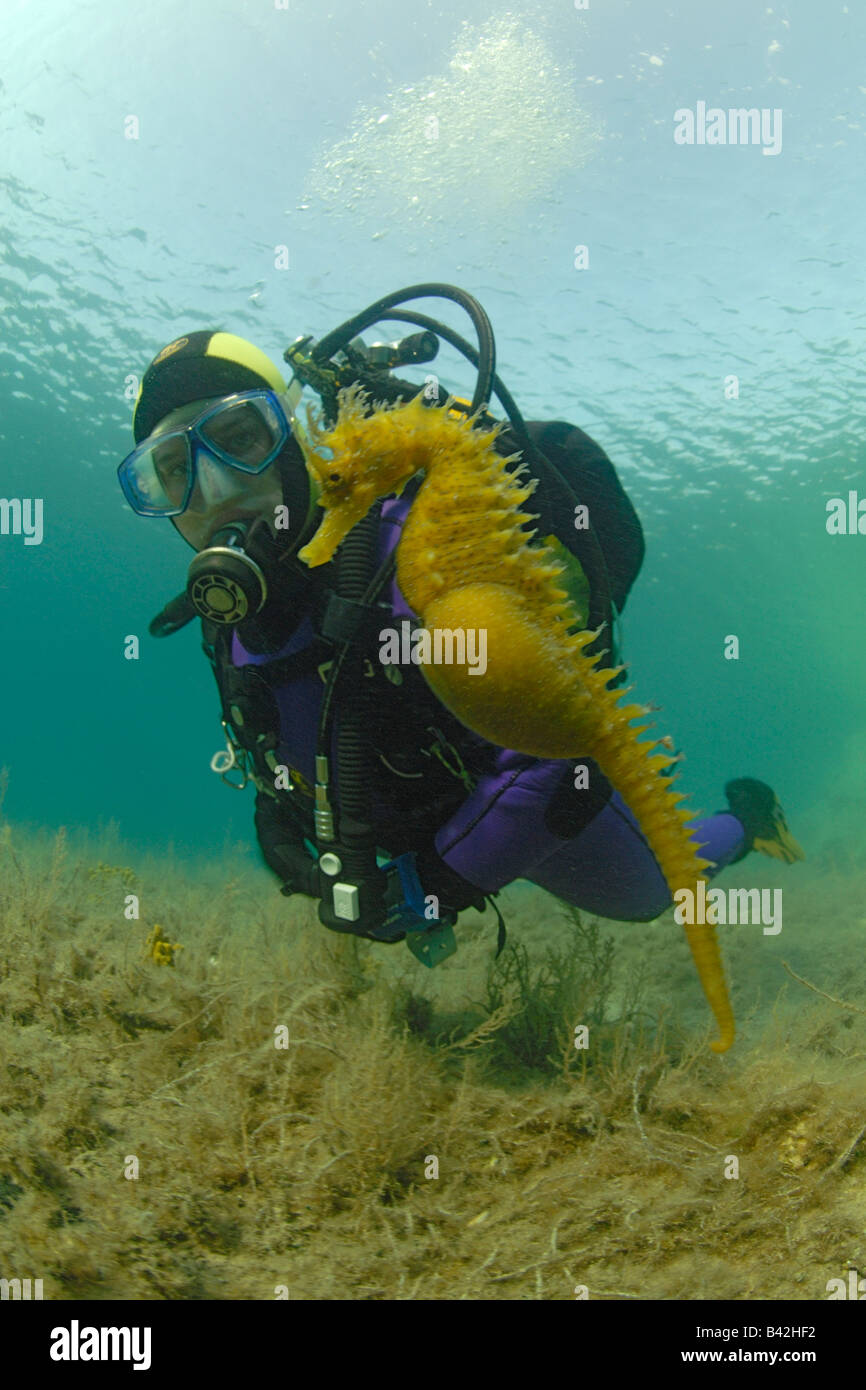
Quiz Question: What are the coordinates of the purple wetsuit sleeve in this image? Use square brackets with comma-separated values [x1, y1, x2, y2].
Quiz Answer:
[433, 752, 575, 893]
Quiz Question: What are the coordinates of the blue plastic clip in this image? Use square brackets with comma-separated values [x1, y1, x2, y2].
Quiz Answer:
[380, 852, 457, 967]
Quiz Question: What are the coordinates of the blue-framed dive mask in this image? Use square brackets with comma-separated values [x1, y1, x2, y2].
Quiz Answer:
[117, 387, 303, 517]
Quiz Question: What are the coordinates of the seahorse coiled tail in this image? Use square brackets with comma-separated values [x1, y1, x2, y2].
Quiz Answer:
[297, 385, 735, 1053]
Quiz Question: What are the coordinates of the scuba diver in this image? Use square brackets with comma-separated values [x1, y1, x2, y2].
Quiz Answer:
[118, 284, 804, 975]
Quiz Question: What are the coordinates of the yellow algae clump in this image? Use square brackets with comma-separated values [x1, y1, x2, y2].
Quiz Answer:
[145, 924, 183, 968]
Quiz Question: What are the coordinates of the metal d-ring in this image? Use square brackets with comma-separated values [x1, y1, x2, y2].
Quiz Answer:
[210, 721, 249, 789]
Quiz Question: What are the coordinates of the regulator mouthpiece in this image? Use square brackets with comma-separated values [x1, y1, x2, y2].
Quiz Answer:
[186, 523, 268, 624]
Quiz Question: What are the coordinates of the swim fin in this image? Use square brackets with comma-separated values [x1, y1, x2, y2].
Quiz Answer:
[724, 777, 805, 865]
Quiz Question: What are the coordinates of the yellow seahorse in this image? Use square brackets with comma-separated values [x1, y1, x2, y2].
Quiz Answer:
[297, 384, 734, 1053]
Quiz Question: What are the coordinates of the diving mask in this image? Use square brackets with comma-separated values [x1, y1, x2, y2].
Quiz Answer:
[118, 386, 303, 517]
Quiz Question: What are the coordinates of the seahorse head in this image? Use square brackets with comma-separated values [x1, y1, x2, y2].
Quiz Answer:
[297, 383, 429, 567]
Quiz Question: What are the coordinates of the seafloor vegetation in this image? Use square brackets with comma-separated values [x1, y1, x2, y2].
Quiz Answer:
[1, 804, 864, 1301]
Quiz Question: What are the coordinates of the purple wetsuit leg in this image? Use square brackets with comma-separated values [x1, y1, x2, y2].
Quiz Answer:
[524, 798, 747, 921]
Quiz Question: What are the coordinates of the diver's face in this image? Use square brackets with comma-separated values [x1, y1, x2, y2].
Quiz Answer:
[151, 398, 284, 551]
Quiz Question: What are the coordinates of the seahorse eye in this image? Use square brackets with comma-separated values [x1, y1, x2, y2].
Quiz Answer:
[329, 472, 341, 483]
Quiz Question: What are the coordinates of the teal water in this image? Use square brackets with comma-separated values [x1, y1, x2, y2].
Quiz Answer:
[1, 0, 864, 860]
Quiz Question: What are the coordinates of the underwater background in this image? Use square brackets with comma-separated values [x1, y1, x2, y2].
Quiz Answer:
[1, 0, 865, 1302]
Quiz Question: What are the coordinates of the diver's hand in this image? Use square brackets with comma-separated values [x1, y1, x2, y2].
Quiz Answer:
[255, 793, 319, 897]
[256, 830, 318, 896]
[377, 851, 449, 940]
[274, 847, 319, 898]
[412, 845, 487, 916]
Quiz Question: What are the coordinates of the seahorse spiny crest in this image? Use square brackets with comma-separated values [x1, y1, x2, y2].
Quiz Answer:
[298, 385, 735, 1053]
